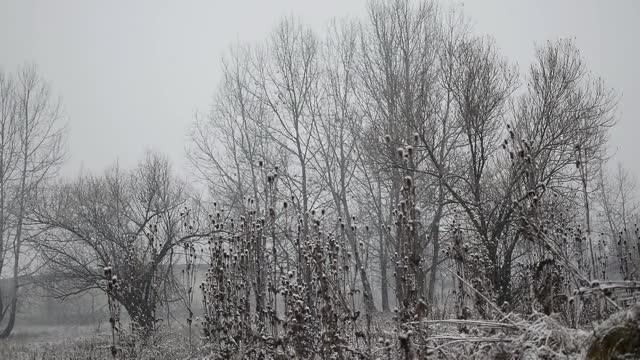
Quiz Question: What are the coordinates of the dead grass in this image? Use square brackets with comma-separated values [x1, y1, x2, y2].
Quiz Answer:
[0, 323, 216, 360]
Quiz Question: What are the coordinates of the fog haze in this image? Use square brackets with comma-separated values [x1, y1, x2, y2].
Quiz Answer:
[1, 0, 638, 175]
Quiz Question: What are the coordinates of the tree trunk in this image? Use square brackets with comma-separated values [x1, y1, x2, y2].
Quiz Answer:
[379, 228, 390, 312]
[427, 181, 445, 316]
[340, 196, 376, 314]
[125, 299, 156, 339]
[376, 177, 389, 311]
[0, 293, 17, 338]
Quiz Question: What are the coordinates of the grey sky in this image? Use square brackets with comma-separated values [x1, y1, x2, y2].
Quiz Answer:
[1, 0, 638, 179]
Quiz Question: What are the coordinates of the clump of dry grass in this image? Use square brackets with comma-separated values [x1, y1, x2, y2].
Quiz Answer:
[586, 304, 640, 360]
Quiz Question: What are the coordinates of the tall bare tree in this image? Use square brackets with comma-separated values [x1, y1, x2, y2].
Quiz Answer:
[250, 18, 322, 288]
[357, 0, 443, 314]
[513, 39, 616, 282]
[0, 65, 65, 338]
[312, 20, 376, 312]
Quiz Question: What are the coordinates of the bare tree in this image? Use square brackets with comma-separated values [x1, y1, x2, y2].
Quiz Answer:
[250, 18, 322, 290]
[514, 39, 616, 280]
[357, 0, 443, 316]
[189, 44, 272, 213]
[0, 65, 65, 338]
[418, 30, 519, 312]
[597, 163, 639, 279]
[312, 20, 376, 312]
[34, 153, 211, 336]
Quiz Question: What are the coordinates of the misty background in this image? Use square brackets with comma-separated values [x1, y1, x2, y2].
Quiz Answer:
[1, 0, 638, 178]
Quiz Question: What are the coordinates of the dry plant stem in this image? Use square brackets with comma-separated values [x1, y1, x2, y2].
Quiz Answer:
[445, 267, 521, 329]
[416, 319, 520, 330]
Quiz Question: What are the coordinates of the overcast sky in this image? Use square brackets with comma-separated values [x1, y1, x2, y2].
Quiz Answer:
[1, 0, 638, 179]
